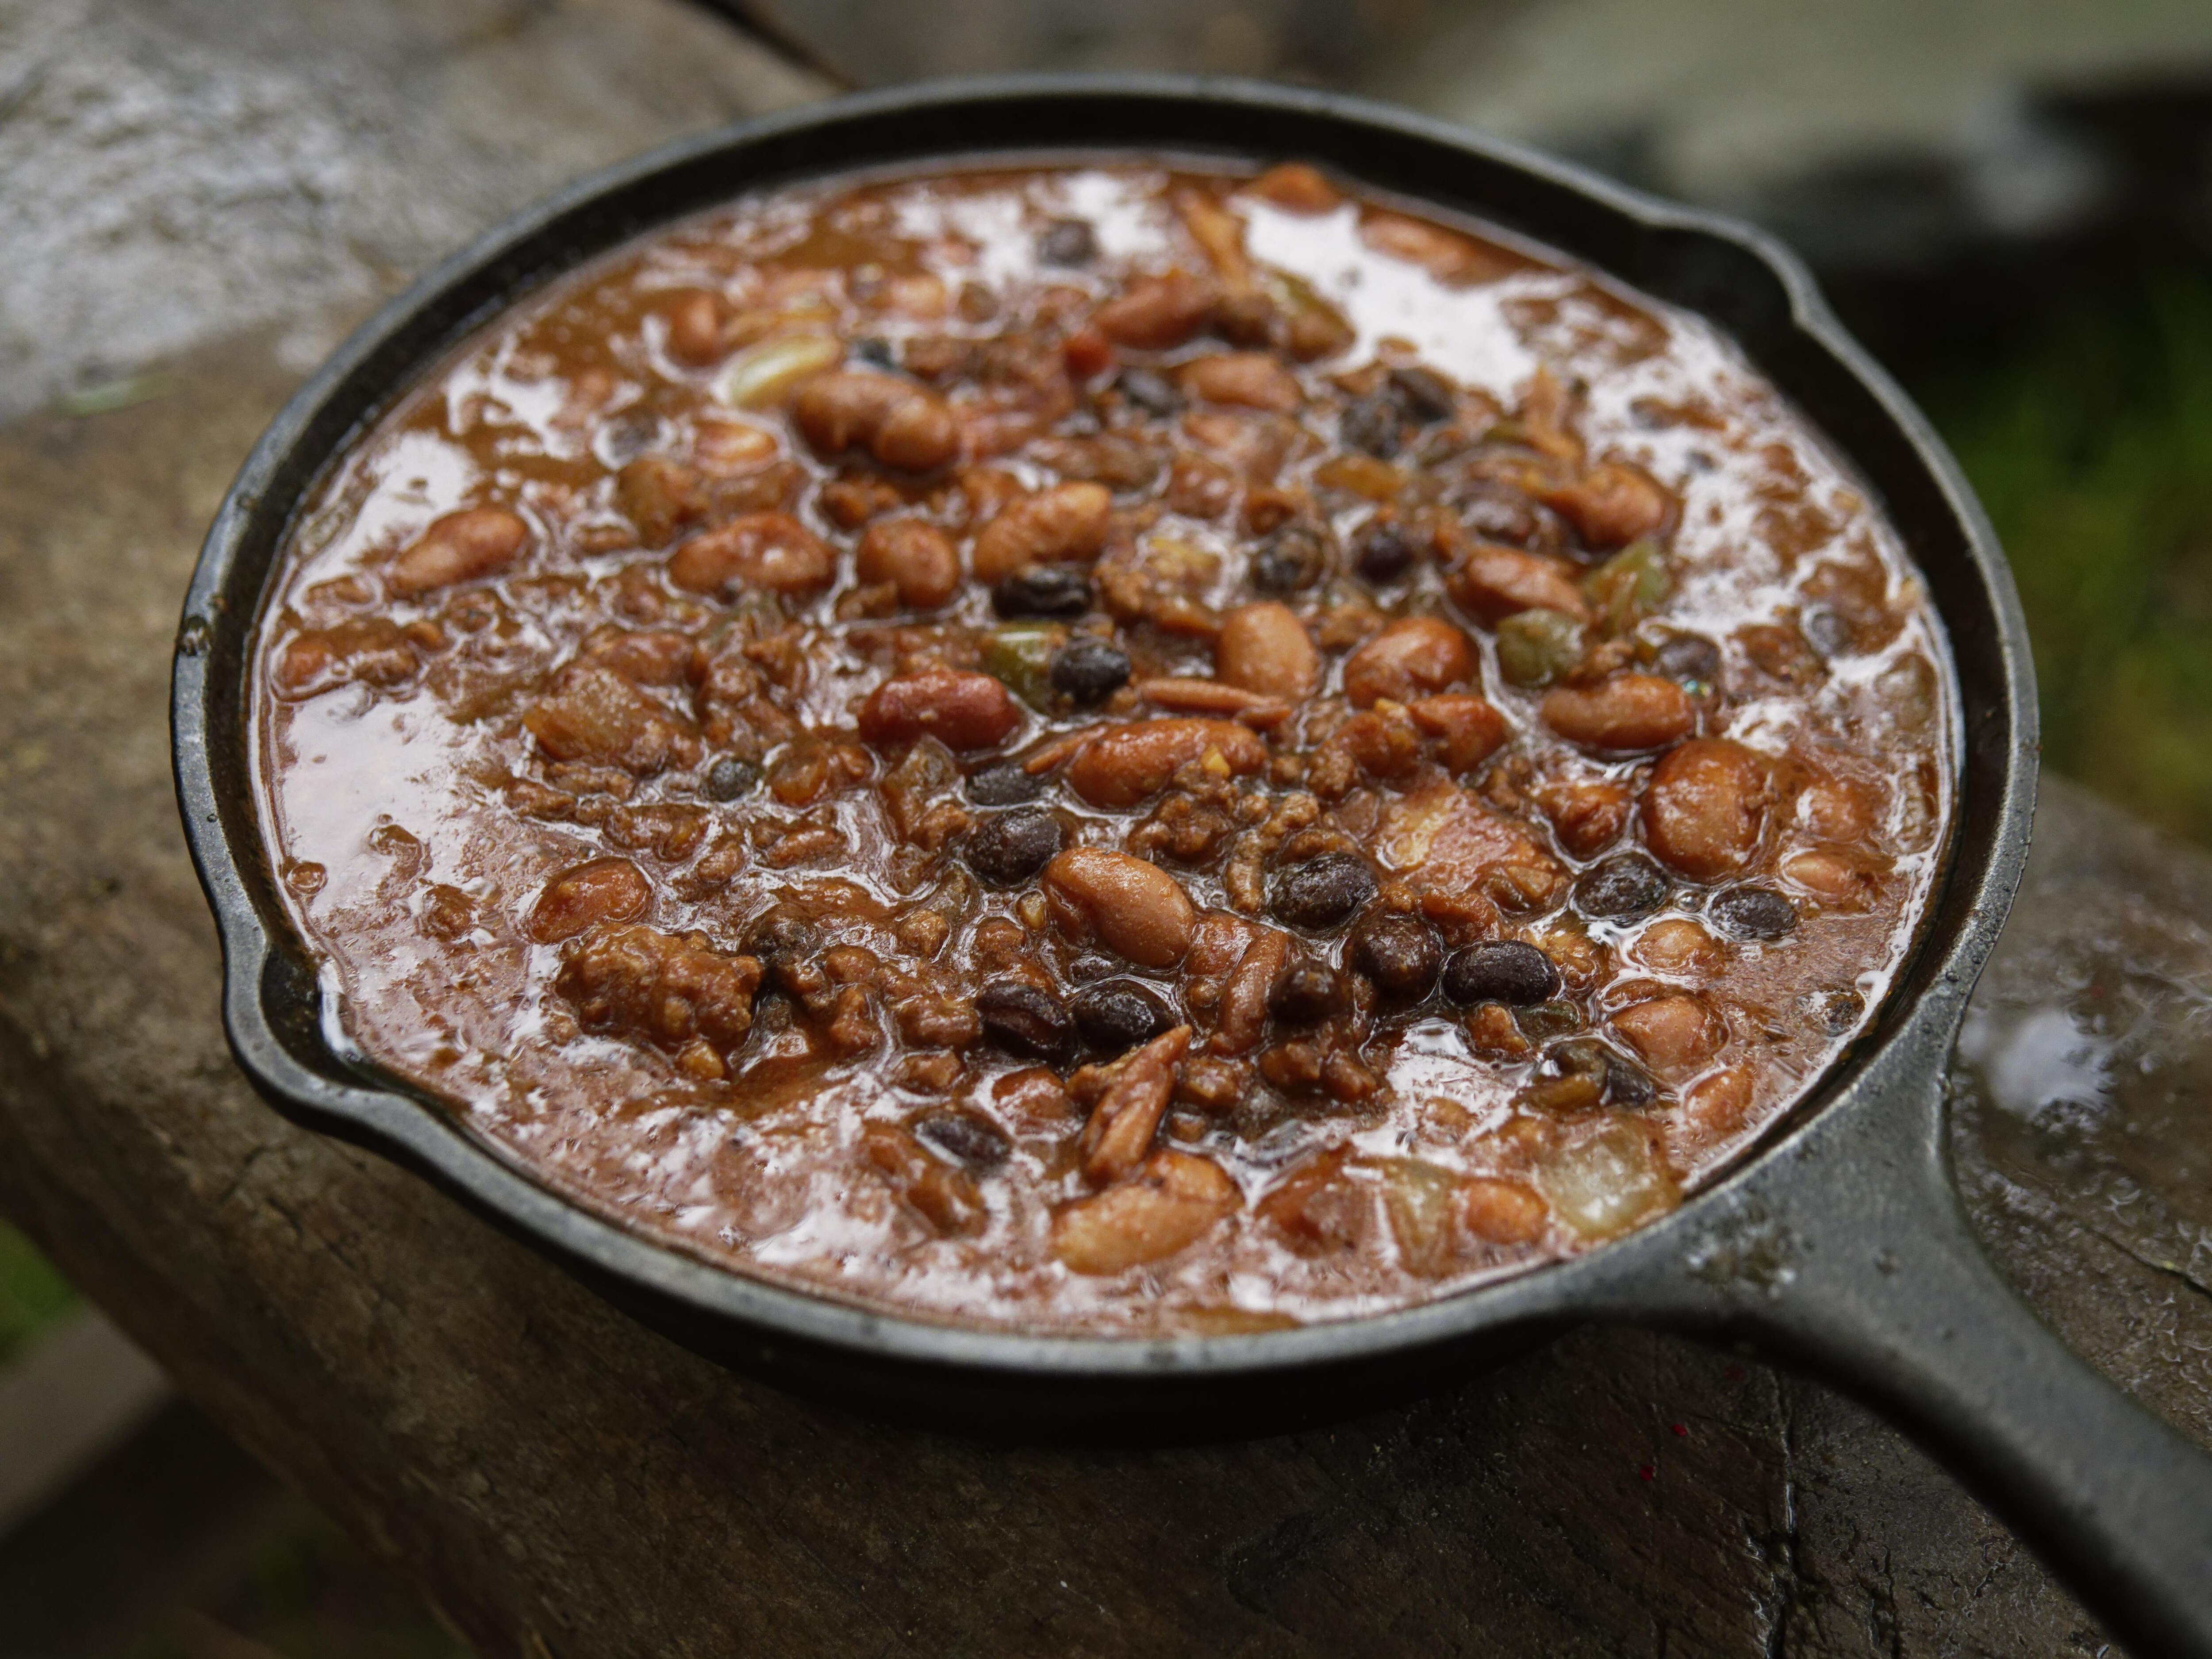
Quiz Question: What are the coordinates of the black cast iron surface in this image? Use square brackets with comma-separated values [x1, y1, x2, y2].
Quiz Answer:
[171, 76, 2212, 1657]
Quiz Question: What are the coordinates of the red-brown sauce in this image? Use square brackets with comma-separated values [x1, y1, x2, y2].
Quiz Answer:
[253, 161, 1954, 1333]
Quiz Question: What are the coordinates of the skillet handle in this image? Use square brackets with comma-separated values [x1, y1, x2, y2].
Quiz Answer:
[1626, 1067, 2212, 1659]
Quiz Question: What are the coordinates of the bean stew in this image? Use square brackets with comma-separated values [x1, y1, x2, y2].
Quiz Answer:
[253, 160, 1954, 1333]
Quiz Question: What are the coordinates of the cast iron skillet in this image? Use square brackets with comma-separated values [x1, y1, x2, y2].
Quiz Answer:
[172, 76, 2212, 1657]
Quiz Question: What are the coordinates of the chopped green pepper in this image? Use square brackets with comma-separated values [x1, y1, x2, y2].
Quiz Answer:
[981, 624, 1067, 711]
[1495, 607, 1589, 688]
[1514, 1000, 1584, 1041]
[1581, 538, 1671, 636]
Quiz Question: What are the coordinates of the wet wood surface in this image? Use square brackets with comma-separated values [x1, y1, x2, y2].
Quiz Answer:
[1, 3, 2207, 1652]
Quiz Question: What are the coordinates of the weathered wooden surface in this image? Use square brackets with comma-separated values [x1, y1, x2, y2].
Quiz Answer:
[2, 3, 2208, 1653]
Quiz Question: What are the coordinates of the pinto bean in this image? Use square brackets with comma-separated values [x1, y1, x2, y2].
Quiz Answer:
[1459, 1178, 1548, 1245]
[1137, 678, 1288, 727]
[617, 457, 707, 547]
[1535, 778, 1634, 858]
[1780, 846, 1884, 909]
[1180, 352, 1303, 413]
[971, 482, 1113, 585]
[1793, 773, 1881, 843]
[1064, 718, 1267, 808]
[1341, 616, 1475, 708]
[1632, 918, 1725, 973]
[1250, 162, 1343, 214]
[1540, 673, 1694, 752]
[667, 511, 834, 596]
[388, 507, 529, 596]
[1536, 462, 1675, 550]
[1671, 1065, 1758, 1163]
[693, 418, 780, 476]
[1360, 211, 1509, 282]
[1216, 602, 1320, 702]
[1214, 927, 1291, 1055]
[663, 288, 726, 366]
[1092, 270, 1216, 349]
[859, 669, 1022, 753]
[1042, 848, 1198, 968]
[1051, 1148, 1239, 1275]
[861, 1123, 983, 1236]
[855, 518, 960, 610]
[792, 369, 960, 471]
[527, 857, 651, 943]
[1445, 541, 1589, 625]
[272, 618, 418, 698]
[1407, 694, 1507, 772]
[582, 627, 693, 687]
[1332, 705, 1423, 781]
[1643, 737, 1770, 881]
[1610, 992, 1722, 1080]
[1080, 1026, 1191, 1182]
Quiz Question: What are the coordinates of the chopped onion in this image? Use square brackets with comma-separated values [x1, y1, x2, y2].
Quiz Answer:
[717, 331, 841, 410]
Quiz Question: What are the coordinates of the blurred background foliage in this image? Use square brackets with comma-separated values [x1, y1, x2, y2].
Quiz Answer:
[0, 1221, 76, 1366]
[1913, 269, 2212, 846]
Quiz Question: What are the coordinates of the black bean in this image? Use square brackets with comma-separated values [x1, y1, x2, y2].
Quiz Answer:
[1459, 482, 1548, 549]
[1653, 631, 1720, 687]
[1710, 885, 1798, 941]
[1269, 853, 1378, 931]
[1442, 940, 1560, 1007]
[1071, 979, 1172, 1054]
[966, 761, 1045, 806]
[1116, 367, 1183, 417]
[1268, 959, 1345, 1024]
[741, 910, 816, 971]
[1340, 393, 1402, 459]
[964, 810, 1064, 887]
[974, 981, 1075, 1066]
[1802, 606, 1854, 659]
[1548, 1037, 1656, 1109]
[1575, 853, 1670, 922]
[1602, 1052, 1659, 1109]
[1036, 217, 1099, 267]
[1213, 291, 1275, 349]
[1353, 519, 1414, 585]
[703, 755, 760, 801]
[1388, 365, 1456, 424]
[1250, 523, 1326, 594]
[1811, 988, 1865, 1033]
[1048, 637, 1131, 706]
[992, 566, 1091, 619]
[914, 1108, 1011, 1168]
[850, 336, 898, 371]
[598, 411, 661, 467]
[1348, 913, 1443, 1001]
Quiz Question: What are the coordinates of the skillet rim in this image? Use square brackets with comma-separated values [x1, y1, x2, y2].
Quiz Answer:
[170, 71, 2038, 1390]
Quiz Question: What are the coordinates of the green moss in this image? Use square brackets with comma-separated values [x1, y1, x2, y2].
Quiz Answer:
[0, 1219, 78, 1365]
[1913, 270, 2212, 846]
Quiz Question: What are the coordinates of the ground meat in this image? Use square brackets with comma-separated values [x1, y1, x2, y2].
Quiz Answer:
[555, 924, 764, 1062]
[258, 158, 1953, 1336]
